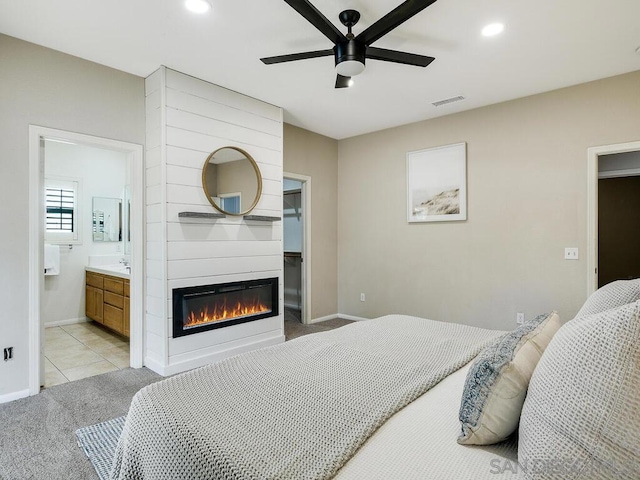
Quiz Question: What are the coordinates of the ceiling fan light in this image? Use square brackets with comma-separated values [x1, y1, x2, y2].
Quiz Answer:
[482, 23, 504, 37]
[185, 0, 211, 14]
[336, 60, 365, 77]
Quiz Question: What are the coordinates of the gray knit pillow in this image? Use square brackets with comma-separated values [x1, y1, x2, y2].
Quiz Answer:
[575, 278, 640, 318]
[457, 312, 561, 445]
[518, 300, 640, 479]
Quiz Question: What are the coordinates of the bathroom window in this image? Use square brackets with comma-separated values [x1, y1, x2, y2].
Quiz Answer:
[45, 177, 80, 244]
[219, 193, 241, 214]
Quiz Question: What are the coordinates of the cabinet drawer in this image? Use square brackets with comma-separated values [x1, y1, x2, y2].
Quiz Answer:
[103, 304, 124, 332]
[104, 291, 124, 309]
[86, 272, 103, 289]
[124, 280, 130, 298]
[104, 277, 124, 295]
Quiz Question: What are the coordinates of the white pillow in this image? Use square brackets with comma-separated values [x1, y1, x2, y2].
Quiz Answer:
[457, 312, 561, 445]
[518, 301, 640, 479]
[575, 278, 640, 318]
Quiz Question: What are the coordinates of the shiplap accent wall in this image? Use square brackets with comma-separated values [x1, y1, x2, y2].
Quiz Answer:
[144, 67, 284, 376]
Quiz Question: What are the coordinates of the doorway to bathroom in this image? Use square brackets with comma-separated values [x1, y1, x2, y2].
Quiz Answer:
[28, 126, 143, 395]
[283, 173, 311, 324]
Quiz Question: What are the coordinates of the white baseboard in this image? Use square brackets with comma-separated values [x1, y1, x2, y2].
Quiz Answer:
[0, 389, 30, 404]
[143, 356, 167, 376]
[336, 313, 370, 322]
[145, 334, 286, 377]
[306, 313, 338, 324]
[307, 313, 370, 324]
[44, 317, 88, 328]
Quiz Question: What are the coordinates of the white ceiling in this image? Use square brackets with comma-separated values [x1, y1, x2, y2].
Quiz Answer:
[1, 0, 639, 139]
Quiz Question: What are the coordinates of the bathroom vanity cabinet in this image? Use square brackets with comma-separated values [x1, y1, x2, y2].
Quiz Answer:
[85, 271, 130, 338]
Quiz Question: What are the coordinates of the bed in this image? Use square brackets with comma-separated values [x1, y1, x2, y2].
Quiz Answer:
[111, 279, 640, 480]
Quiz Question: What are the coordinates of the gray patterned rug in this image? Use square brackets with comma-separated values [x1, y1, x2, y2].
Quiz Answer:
[76, 416, 125, 480]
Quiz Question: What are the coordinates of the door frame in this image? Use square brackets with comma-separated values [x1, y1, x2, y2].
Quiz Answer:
[586, 140, 640, 296]
[28, 126, 144, 396]
[283, 172, 312, 324]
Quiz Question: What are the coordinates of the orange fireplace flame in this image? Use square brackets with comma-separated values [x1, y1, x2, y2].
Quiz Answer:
[184, 297, 270, 328]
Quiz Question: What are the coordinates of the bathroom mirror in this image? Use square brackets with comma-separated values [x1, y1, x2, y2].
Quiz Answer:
[92, 197, 122, 242]
[202, 146, 262, 216]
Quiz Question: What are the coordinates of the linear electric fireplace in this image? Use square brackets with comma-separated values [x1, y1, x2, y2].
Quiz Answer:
[172, 277, 279, 338]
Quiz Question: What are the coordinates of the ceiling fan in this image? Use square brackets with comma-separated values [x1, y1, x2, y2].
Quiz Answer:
[260, 0, 438, 88]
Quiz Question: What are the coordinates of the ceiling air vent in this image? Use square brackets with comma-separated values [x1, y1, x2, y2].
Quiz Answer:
[432, 95, 465, 107]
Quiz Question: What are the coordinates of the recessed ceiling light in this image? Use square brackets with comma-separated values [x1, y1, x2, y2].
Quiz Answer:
[185, 0, 211, 14]
[482, 23, 504, 37]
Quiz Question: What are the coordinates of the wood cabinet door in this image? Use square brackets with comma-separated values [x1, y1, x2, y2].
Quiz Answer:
[124, 298, 130, 337]
[123, 279, 130, 337]
[86, 285, 104, 323]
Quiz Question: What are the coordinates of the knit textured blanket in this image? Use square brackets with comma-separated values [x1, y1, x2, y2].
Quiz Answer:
[110, 315, 502, 480]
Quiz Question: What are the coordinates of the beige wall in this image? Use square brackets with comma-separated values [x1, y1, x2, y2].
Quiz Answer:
[337, 71, 640, 330]
[0, 34, 145, 397]
[283, 124, 339, 320]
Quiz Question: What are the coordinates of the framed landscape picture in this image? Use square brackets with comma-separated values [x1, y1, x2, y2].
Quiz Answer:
[406, 142, 467, 223]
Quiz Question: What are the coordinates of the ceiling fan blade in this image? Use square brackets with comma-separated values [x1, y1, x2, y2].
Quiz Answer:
[356, 0, 439, 46]
[335, 74, 351, 88]
[284, 0, 347, 45]
[366, 46, 435, 67]
[261, 49, 334, 65]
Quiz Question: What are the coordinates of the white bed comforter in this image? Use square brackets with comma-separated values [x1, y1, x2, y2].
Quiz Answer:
[111, 315, 503, 480]
[335, 362, 519, 479]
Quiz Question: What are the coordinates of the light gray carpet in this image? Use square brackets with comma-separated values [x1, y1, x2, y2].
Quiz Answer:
[0, 317, 353, 480]
[0, 367, 160, 480]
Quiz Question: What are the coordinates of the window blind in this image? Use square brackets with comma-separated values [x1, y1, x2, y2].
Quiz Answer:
[46, 187, 75, 232]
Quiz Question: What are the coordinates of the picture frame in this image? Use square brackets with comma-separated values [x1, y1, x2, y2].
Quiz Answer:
[406, 142, 467, 223]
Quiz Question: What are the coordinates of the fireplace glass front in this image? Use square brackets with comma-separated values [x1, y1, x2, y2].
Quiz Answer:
[172, 277, 278, 338]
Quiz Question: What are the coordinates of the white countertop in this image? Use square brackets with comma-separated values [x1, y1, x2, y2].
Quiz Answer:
[86, 265, 130, 280]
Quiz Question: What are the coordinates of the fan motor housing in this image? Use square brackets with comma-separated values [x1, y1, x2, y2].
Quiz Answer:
[333, 39, 366, 69]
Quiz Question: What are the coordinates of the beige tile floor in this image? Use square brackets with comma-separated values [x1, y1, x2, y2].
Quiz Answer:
[44, 322, 130, 388]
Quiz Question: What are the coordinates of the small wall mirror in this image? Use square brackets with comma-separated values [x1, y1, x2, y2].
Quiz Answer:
[92, 197, 122, 242]
[202, 146, 262, 216]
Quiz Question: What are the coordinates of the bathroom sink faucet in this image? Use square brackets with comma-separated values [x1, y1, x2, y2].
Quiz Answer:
[119, 258, 131, 273]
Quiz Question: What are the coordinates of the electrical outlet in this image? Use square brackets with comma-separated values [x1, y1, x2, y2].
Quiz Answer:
[516, 313, 525, 325]
[3, 347, 13, 361]
[564, 247, 579, 260]
[360, 293, 365, 302]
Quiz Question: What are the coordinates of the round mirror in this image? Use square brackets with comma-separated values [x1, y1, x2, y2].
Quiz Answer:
[202, 146, 262, 216]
